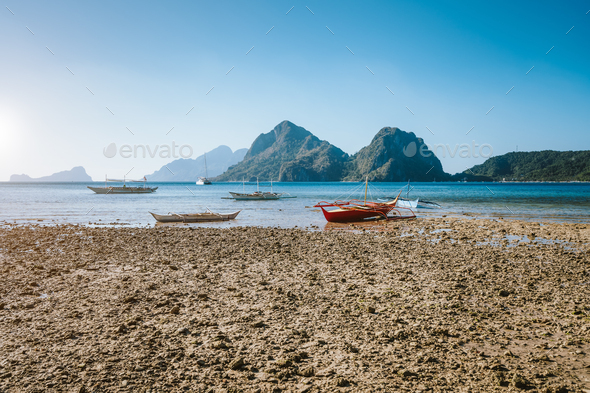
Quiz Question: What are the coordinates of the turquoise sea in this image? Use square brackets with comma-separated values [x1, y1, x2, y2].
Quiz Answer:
[0, 182, 589, 228]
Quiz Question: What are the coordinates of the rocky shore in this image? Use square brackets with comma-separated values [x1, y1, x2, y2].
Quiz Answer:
[0, 218, 589, 392]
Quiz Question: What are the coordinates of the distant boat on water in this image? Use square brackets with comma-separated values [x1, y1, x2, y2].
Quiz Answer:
[88, 176, 157, 194]
[225, 178, 295, 200]
[196, 153, 212, 185]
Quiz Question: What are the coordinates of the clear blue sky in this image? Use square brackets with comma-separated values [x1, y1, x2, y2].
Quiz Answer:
[1, 0, 589, 180]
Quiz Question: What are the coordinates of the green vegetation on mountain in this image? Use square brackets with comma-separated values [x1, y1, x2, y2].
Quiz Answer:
[214, 121, 589, 183]
[344, 127, 449, 182]
[460, 151, 590, 181]
[215, 121, 448, 182]
[215, 121, 349, 181]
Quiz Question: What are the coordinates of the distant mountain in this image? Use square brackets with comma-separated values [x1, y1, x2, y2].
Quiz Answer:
[458, 151, 590, 181]
[344, 127, 449, 182]
[145, 145, 247, 182]
[10, 166, 92, 182]
[215, 121, 349, 181]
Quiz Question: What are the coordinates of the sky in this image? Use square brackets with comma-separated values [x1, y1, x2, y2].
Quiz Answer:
[1, 0, 589, 181]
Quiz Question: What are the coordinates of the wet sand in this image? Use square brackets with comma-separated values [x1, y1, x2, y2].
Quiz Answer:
[0, 217, 589, 392]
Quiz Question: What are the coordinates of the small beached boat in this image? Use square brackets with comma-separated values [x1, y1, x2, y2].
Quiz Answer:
[314, 178, 415, 223]
[149, 209, 240, 223]
[88, 176, 157, 194]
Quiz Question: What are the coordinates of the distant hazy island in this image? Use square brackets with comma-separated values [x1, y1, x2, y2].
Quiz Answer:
[9, 166, 92, 182]
[9, 121, 590, 183]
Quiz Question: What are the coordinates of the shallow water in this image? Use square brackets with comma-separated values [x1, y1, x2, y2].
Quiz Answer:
[1, 181, 589, 227]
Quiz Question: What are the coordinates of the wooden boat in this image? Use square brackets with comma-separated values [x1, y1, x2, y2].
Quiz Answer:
[314, 178, 415, 223]
[88, 176, 157, 194]
[396, 198, 419, 209]
[226, 178, 295, 200]
[149, 209, 240, 223]
[229, 191, 281, 200]
[196, 153, 212, 185]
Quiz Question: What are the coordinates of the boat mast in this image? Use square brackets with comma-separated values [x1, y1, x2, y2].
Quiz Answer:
[364, 176, 368, 206]
[271, 178, 273, 193]
[257, 177, 259, 192]
[243, 177, 245, 192]
[204, 153, 208, 179]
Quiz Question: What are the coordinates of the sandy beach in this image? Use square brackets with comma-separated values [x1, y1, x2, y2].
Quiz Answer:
[1, 217, 589, 392]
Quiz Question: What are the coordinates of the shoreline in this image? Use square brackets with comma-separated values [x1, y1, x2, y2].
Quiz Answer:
[1, 217, 589, 392]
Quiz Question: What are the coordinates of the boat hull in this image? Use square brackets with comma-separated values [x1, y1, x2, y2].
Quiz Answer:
[88, 186, 158, 194]
[318, 206, 388, 222]
[196, 178, 212, 185]
[228, 192, 281, 200]
[149, 211, 240, 223]
[396, 198, 419, 209]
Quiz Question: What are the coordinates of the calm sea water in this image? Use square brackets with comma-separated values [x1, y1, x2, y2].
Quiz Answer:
[0, 182, 589, 228]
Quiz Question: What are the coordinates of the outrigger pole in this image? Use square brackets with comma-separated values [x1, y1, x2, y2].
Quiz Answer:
[364, 176, 368, 206]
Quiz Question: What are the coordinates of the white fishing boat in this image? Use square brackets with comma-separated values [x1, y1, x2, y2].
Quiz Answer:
[196, 153, 212, 185]
[88, 176, 157, 194]
[396, 198, 419, 209]
[149, 209, 240, 223]
[226, 178, 295, 200]
[378, 180, 441, 209]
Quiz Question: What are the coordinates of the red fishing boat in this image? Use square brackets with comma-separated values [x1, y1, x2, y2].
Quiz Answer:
[314, 178, 415, 223]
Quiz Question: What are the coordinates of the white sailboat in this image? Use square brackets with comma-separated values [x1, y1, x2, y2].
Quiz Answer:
[196, 153, 212, 185]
